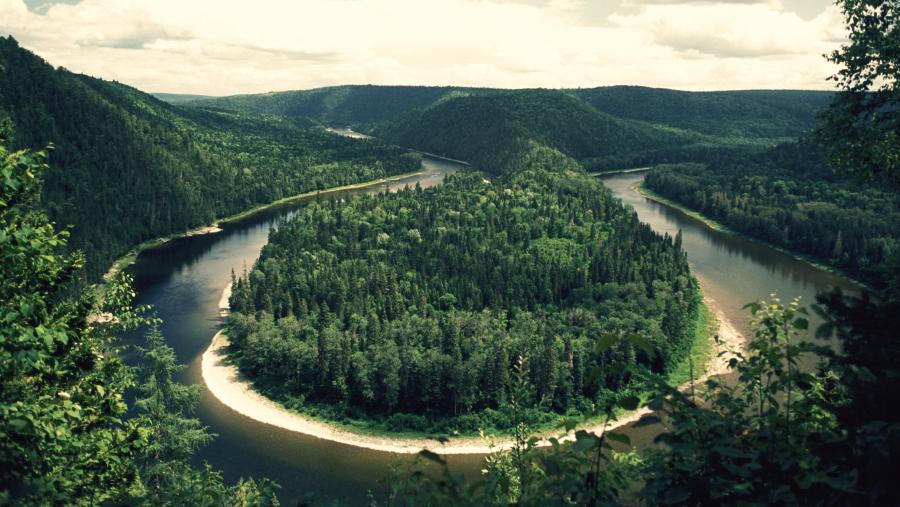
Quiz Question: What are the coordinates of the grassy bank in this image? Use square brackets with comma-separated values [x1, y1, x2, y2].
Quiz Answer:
[666, 300, 716, 387]
[635, 182, 871, 291]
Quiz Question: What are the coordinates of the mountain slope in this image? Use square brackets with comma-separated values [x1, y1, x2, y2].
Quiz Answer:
[180, 85, 830, 145]
[0, 37, 420, 279]
[573, 86, 832, 141]
[185, 85, 489, 126]
[373, 89, 696, 173]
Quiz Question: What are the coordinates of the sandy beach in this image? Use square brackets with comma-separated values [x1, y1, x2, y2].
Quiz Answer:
[202, 283, 745, 455]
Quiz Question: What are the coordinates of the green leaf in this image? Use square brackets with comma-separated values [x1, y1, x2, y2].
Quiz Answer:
[8, 418, 28, 431]
[595, 333, 618, 354]
[664, 487, 691, 504]
[571, 430, 599, 453]
[605, 432, 631, 447]
[628, 333, 654, 357]
[618, 395, 641, 411]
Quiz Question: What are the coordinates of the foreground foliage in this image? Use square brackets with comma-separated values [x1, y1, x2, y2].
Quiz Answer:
[389, 296, 848, 506]
[816, 0, 898, 186]
[0, 141, 277, 504]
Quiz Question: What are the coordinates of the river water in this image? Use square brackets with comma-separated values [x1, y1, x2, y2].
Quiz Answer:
[124, 160, 858, 505]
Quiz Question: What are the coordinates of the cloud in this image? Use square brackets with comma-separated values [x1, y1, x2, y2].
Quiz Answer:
[612, 1, 841, 57]
[22, 0, 81, 15]
[0, 0, 846, 94]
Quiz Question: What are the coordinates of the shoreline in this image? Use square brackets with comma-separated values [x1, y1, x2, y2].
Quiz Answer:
[327, 126, 471, 166]
[633, 181, 871, 291]
[101, 170, 426, 283]
[588, 167, 650, 177]
[201, 284, 743, 455]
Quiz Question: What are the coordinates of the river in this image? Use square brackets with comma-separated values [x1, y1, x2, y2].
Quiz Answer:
[124, 160, 858, 505]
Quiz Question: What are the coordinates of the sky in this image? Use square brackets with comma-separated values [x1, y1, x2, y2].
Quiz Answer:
[0, 0, 846, 96]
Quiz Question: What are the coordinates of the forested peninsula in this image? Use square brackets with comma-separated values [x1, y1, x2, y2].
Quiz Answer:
[226, 142, 702, 435]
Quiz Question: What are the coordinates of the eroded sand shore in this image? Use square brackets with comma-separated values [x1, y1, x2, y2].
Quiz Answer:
[202, 283, 745, 455]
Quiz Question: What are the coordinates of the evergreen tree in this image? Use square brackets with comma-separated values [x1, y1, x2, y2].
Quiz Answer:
[133, 325, 280, 506]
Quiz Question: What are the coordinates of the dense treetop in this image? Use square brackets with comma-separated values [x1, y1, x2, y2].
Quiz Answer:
[0, 37, 421, 279]
[227, 143, 700, 433]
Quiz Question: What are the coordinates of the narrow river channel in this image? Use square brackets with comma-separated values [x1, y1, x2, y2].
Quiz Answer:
[123, 158, 858, 505]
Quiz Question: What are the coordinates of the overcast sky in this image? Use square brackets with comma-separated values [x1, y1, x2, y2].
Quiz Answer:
[1, 0, 845, 96]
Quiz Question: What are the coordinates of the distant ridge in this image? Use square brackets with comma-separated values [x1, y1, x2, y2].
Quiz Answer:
[373, 89, 696, 173]
[178, 84, 831, 143]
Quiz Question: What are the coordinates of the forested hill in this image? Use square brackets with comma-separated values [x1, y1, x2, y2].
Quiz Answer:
[228, 143, 700, 434]
[0, 37, 421, 279]
[183, 85, 488, 126]
[152, 92, 217, 104]
[372, 89, 697, 173]
[574, 87, 832, 141]
[644, 141, 900, 286]
[176, 84, 829, 144]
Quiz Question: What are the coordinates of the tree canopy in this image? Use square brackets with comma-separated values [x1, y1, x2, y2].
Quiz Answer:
[816, 0, 899, 186]
[0, 37, 421, 279]
[227, 143, 700, 434]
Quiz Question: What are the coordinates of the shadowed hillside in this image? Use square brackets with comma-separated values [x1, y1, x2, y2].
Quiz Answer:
[0, 37, 421, 278]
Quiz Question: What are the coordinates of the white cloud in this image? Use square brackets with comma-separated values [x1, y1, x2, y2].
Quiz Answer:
[0, 0, 847, 94]
[613, 1, 838, 57]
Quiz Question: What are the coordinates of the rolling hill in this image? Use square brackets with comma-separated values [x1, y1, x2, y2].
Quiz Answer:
[0, 37, 420, 279]
[573, 86, 832, 141]
[372, 89, 697, 173]
[178, 84, 831, 147]
[184, 85, 488, 126]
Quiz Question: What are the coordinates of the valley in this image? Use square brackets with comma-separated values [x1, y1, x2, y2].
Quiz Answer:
[2, 2, 897, 501]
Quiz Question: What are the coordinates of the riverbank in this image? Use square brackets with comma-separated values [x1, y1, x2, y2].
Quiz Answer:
[101, 170, 426, 283]
[634, 181, 872, 291]
[202, 284, 743, 455]
[588, 167, 649, 177]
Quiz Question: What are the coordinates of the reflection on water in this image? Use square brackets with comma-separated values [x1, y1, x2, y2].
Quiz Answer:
[123, 163, 860, 506]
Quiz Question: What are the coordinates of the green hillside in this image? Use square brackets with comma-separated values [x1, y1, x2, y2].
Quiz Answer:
[0, 37, 421, 279]
[182, 84, 829, 145]
[152, 92, 218, 104]
[186, 85, 488, 126]
[373, 89, 696, 173]
[573, 86, 833, 141]
[643, 141, 900, 286]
